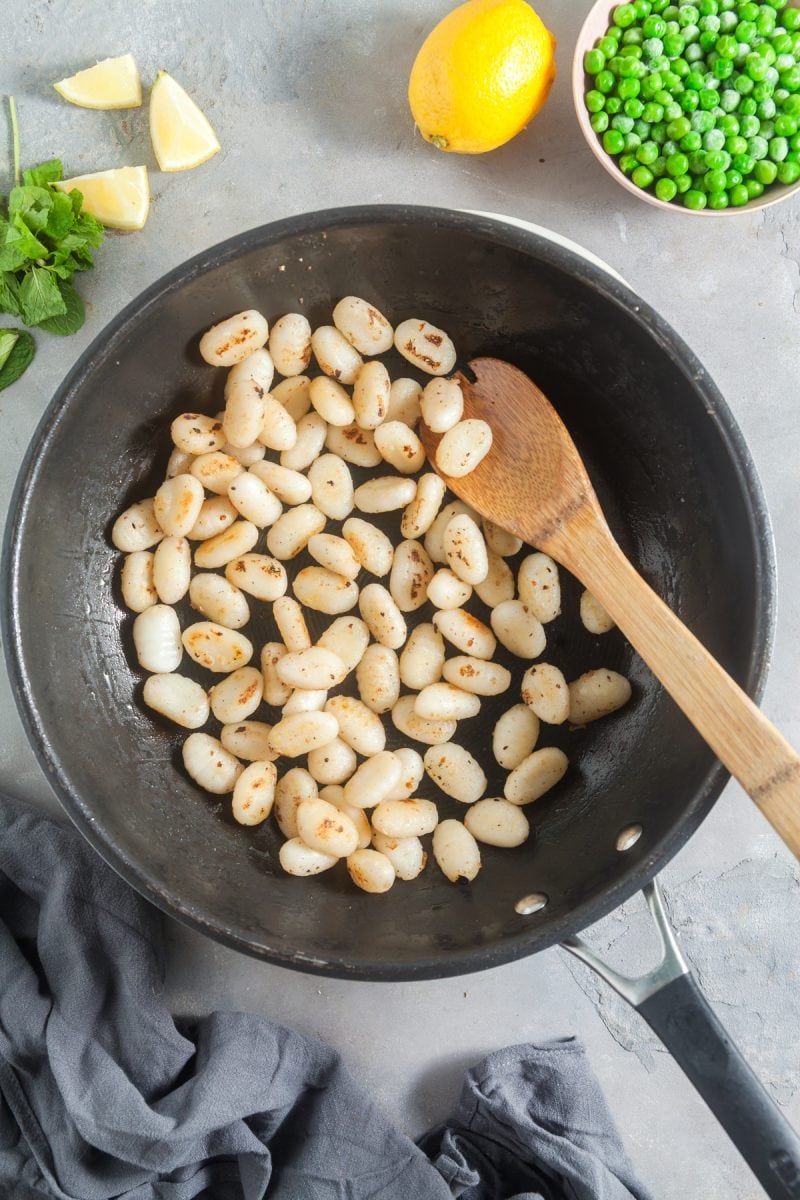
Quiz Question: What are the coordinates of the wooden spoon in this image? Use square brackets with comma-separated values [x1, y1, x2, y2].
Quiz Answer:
[420, 357, 800, 859]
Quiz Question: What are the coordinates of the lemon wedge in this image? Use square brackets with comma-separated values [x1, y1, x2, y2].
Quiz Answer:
[53, 54, 142, 110]
[149, 71, 220, 172]
[54, 166, 150, 231]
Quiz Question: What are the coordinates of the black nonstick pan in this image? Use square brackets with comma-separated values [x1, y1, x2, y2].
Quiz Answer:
[3, 206, 798, 1194]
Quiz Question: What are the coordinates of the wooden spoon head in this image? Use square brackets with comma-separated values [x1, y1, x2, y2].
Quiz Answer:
[419, 357, 604, 558]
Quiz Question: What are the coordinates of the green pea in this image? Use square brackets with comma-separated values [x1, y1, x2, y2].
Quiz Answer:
[749, 134, 769, 158]
[754, 79, 776, 102]
[781, 65, 800, 90]
[706, 147, 732, 168]
[754, 157, 778, 182]
[653, 153, 669, 174]
[641, 72, 664, 97]
[604, 129, 627, 154]
[699, 87, 719, 107]
[777, 158, 800, 180]
[625, 97, 646, 116]
[686, 41, 705, 60]
[619, 54, 644, 75]
[739, 114, 761, 137]
[718, 9, 738, 32]
[786, 148, 800, 162]
[704, 167, 728, 189]
[715, 32, 738, 57]
[643, 101, 665, 120]
[703, 126, 726, 148]
[666, 150, 690, 173]
[772, 33, 794, 55]
[746, 178, 765, 198]
[632, 164, 656, 186]
[791, 130, 800, 149]
[634, 0, 653, 16]
[637, 139, 660, 162]
[612, 114, 636, 132]
[775, 86, 791, 104]
[758, 10, 777, 37]
[673, 55, 691, 75]
[746, 53, 769, 81]
[728, 182, 750, 204]
[735, 74, 755, 95]
[678, 4, 700, 24]
[606, 96, 624, 113]
[663, 32, 686, 56]
[682, 22, 701, 42]
[584, 48, 607, 76]
[599, 35, 621, 57]
[769, 134, 789, 159]
[622, 27, 645, 45]
[674, 171, 693, 190]
[667, 115, 692, 137]
[724, 168, 742, 187]
[586, 90, 606, 113]
[619, 152, 639, 173]
[625, 131, 644, 148]
[663, 138, 680, 155]
[614, 3, 637, 26]
[713, 56, 734, 77]
[784, 8, 800, 31]
[718, 113, 739, 134]
[691, 108, 715, 130]
[725, 134, 748, 155]
[757, 99, 777, 121]
[699, 13, 720, 32]
[680, 88, 701, 108]
[656, 175, 679, 198]
[596, 69, 616, 93]
[688, 149, 709, 171]
[652, 120, 668, 141]
[757, 44, 778, 67]
[619, 77, 642, 97]
[698, 30, 719, 51]
[720, 88, 741, 111]
[684, 187, 708, 206]
[591, 111, 610, 133]
[662, 71, 683, 90]
[664, 3, 680, 16]
[707, 189, 730, 207]
[664, 101, 684, 120]
[732, 151, 756, 173]
[644, 14, 668, 35]
[634, 117, 653, 136]
[681, 129, 703, 149]
[736, 20, 757, 43]
[698, 0, 718, 14]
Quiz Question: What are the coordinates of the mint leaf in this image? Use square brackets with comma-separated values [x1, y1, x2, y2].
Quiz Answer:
[8, 214, 48, 260]
[43, 190, 74, 241]
[19, 266, 65, 325]
[0, 327, 34, 391]
[0, 236, 28, 272]
[37, 279, 84, 335]
[22, 159, 63, 188]
[0, 272, 21, 317]
[0, 329, 18, 370]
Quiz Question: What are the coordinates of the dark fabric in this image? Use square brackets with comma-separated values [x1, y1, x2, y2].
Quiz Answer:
[0, 794, 651, 1200]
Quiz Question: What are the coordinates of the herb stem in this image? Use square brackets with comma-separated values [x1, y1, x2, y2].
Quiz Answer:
[8, 95, 20, 188]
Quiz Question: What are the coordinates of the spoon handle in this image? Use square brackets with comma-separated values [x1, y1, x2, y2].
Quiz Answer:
[564, 519, 800, 859]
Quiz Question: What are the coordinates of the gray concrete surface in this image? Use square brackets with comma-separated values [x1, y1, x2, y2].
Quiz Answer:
[2, 2, 799, 1196]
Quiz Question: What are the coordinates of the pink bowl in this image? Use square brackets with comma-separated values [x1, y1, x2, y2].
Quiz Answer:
[572, 0, 800, 216]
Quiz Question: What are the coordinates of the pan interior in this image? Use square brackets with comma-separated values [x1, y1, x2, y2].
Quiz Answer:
[4, 209, 771, 979]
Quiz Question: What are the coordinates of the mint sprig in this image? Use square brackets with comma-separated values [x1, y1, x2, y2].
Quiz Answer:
[1, 96, 104, 334]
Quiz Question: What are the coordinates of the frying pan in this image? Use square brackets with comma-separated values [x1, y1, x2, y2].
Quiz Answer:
[2, 206, 798, 1195]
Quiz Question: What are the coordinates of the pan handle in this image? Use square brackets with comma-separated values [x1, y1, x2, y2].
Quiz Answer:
[562, 881, 800, 1199]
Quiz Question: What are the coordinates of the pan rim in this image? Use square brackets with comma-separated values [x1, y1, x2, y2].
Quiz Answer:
[0, 203, 777, 981]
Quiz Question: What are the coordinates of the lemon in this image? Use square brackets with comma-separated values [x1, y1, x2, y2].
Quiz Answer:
[53, 54, 142, 110]
[408, 0, 556, 154]
[54, 166, 150, 231]
[149, 71, 220, 172]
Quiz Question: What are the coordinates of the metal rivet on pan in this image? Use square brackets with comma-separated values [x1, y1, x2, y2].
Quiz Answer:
[616, 823, 643, 852]
[515, 892, 548, 916]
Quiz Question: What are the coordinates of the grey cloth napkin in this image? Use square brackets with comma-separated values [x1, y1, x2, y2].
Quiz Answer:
[0, 793, 651, 1200]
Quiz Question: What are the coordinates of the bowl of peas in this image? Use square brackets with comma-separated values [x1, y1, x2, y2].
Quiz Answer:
[572, 0, 800, 213]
